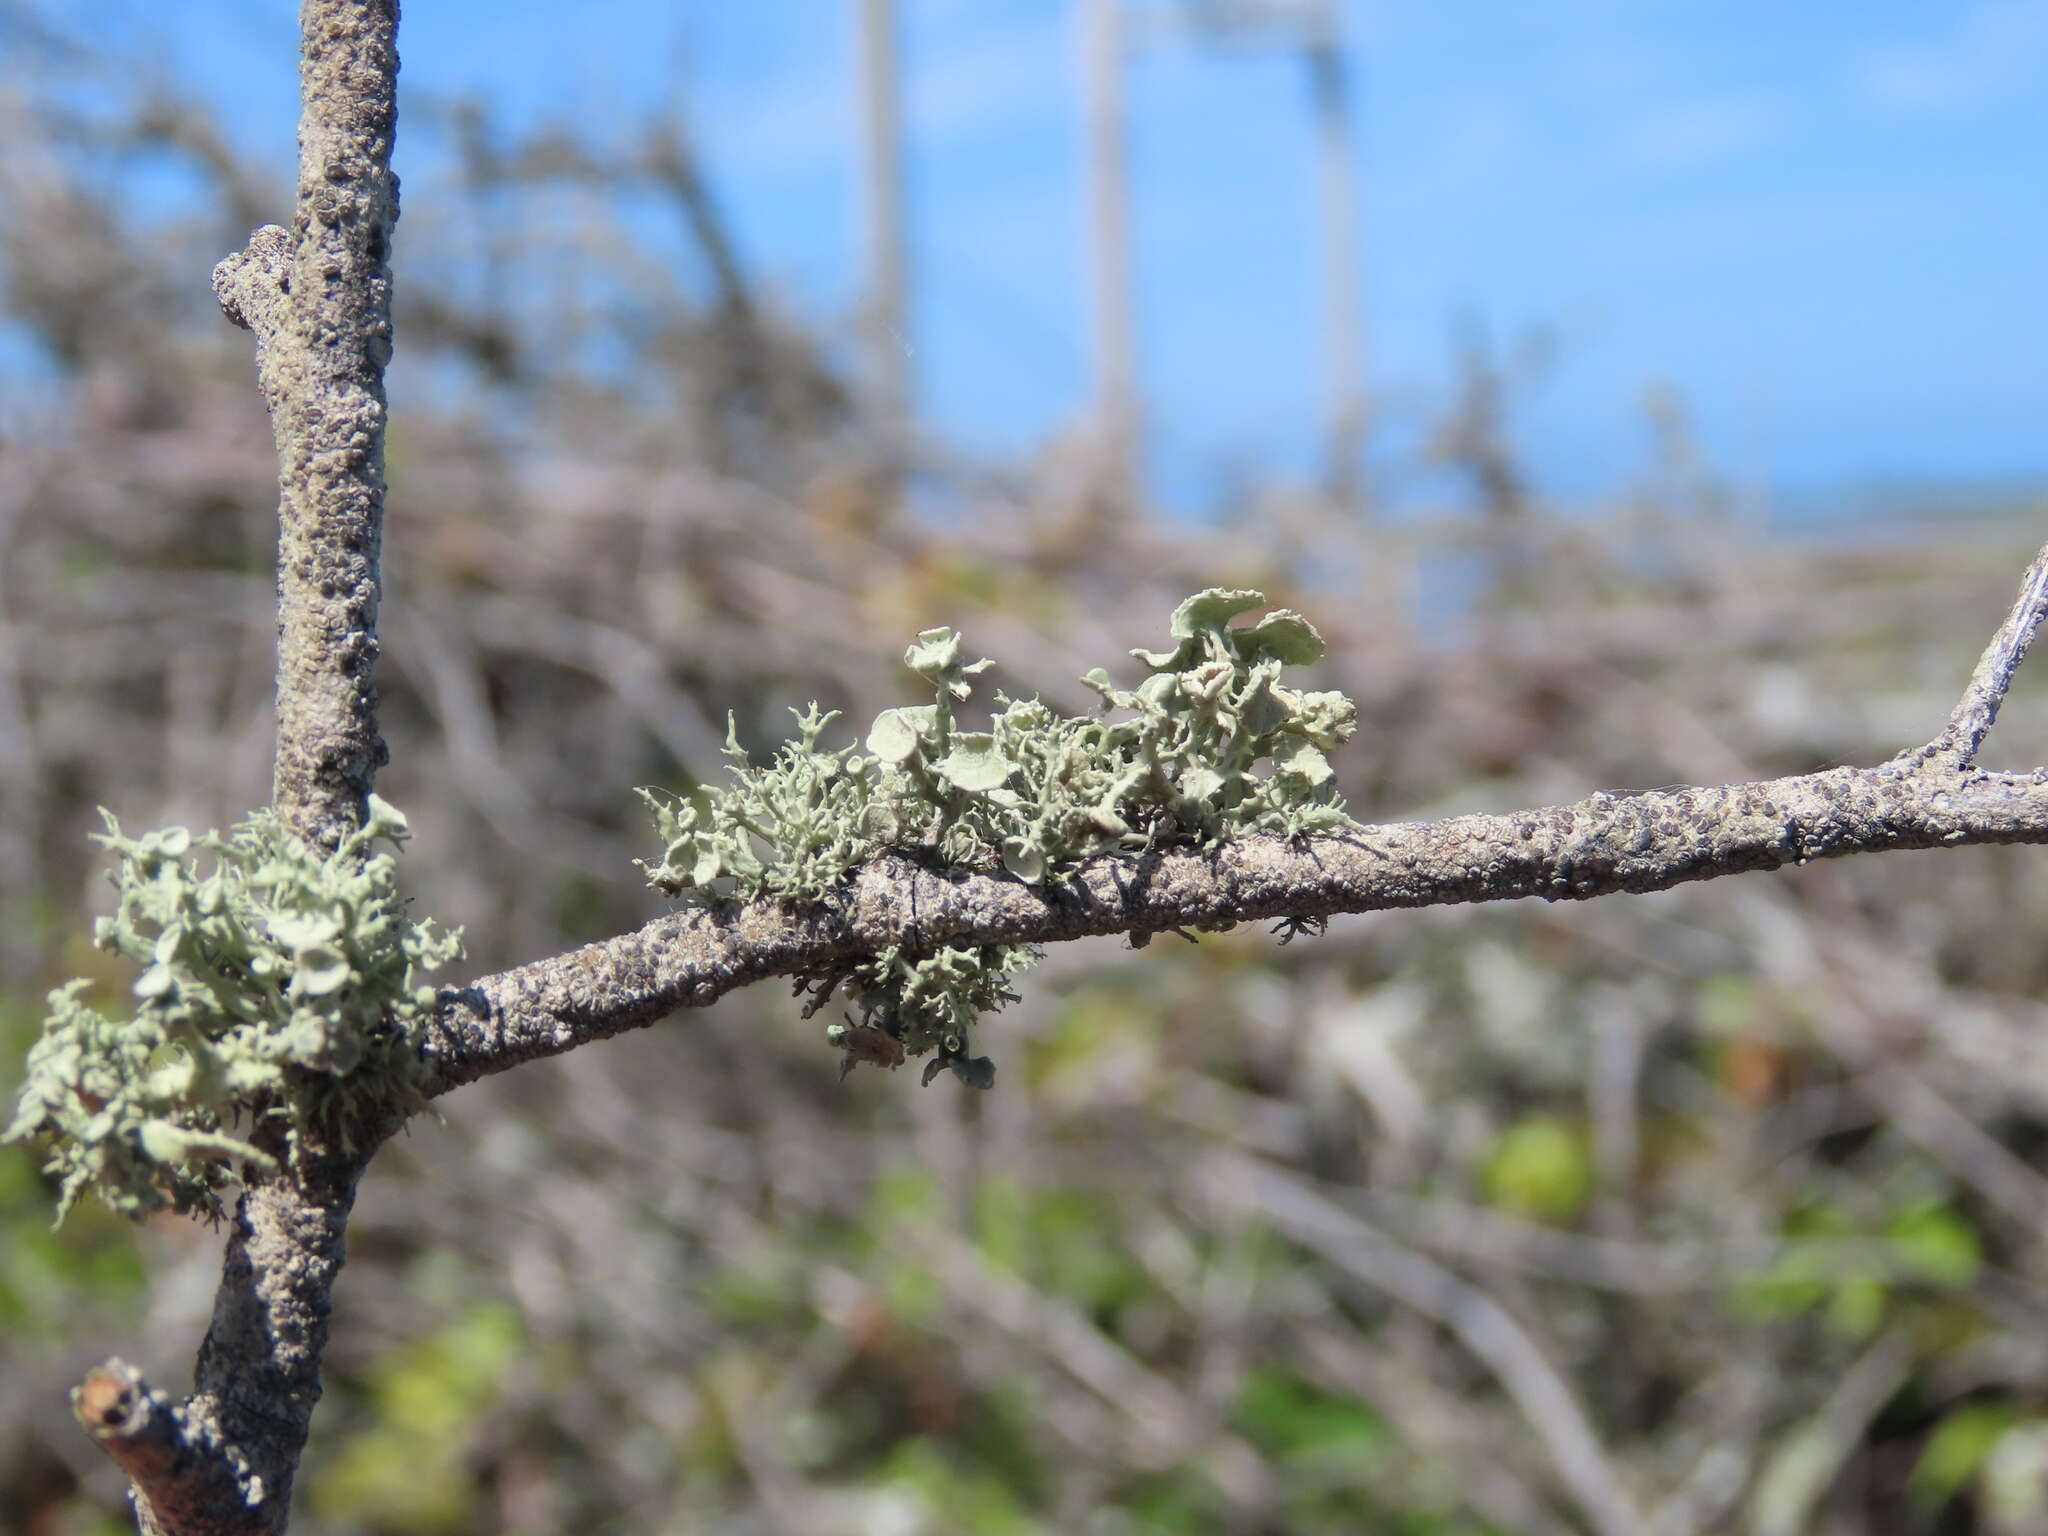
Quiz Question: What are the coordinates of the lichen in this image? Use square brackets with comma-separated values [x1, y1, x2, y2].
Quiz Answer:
[4, 796, 461, 1223]
[638, 589, 1360, 1083]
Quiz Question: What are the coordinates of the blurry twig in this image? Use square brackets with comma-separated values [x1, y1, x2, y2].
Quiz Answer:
[1202, 1154, 1648, 1536]
[1747, 1330, 1913, 1536]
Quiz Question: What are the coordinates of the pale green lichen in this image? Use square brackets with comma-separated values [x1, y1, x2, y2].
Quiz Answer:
[4, 796, 461, 1223]
[638, 589, 1360, 1084]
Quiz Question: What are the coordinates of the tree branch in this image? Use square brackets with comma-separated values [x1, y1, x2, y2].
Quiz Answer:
[175, 1138, 380, 1534]
[427, 542, 2048, 1096]
[72, 1361, 260, 1536]
[213, 0, 399, 854]
[1932, 541, 2048, 768]
[1199, 1154, 1647, 1536]
[62, 0, 2048, 1496]
[76, 4, 404, 1532]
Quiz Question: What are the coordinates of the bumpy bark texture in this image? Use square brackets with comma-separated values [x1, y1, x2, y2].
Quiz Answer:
[213, 0, 400, 856]
[78, 4, 405, 1533]
[428, 539, 2048, 1097]
[430, 748, 2048, 1096]
[72, 1363, 261, 1536]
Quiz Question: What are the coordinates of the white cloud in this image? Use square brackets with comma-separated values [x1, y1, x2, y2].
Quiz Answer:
[1855, 0, 2048, 112]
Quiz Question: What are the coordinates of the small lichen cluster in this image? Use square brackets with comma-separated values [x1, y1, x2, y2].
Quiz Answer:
[638, 589, 1360, 1083]
[4, 796, 460, 1223]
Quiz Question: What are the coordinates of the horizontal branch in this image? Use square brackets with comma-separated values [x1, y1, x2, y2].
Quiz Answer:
[423, 751, 2048, 1097]
[422, 541, 2048, 1096]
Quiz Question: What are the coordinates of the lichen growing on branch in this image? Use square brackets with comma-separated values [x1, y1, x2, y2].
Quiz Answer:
[636, 589, 1361, 1083]
[4, 797, 461, 1223]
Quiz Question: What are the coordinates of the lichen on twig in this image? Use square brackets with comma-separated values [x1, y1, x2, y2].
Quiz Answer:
[635, 588, 1360, 1081]
[5, 796, 459, 1223]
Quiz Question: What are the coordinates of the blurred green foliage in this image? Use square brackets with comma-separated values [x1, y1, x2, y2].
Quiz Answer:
[0, 1144, 146, 1328]
[1478, 1114, 1593, 1225]
[1733, 1192, 1985, 1338]
[308, 1305, 523, 1533]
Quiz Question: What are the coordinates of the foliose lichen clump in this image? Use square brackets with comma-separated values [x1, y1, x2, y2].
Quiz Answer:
[4, 796, 461, 1223]
[637, 589, 1360, 1085]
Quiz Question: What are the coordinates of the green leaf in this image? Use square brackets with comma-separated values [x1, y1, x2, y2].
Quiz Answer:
[1235, 1365, 1385, 1460]
[1887, 1202, 1981, 1288]
[1825, 1275, 1887, 1338]
[1913, 1404, 2023, 1508]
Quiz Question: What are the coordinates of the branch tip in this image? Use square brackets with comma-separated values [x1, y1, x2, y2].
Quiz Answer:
[73, 1358, 268, 1533]
[74, 1360, 147, 1435]
[1936, 541, 2048, 767]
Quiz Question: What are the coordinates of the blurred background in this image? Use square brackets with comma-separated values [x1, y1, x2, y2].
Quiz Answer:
[3, 2, 2048, 1532]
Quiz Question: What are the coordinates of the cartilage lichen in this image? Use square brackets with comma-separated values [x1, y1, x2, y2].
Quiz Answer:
[4, 796, 461, 1223]
[637, 589, 1360, 1084]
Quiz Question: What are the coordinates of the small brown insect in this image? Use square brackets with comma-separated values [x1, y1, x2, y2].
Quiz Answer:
[835, 1022, 906, 1080]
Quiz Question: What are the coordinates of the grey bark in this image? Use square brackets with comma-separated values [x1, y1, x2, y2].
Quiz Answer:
[76, 3, 403, 1532]
[428, 720, 2048, 1098]
[213, 0, 399, 856]
[77, 1136, 385, 1536]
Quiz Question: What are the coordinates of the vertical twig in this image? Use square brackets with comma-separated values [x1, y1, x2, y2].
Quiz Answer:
[80, 4, 406, 1532]
[1082, 0, 1136, 513]
[214, 0, 401, 852]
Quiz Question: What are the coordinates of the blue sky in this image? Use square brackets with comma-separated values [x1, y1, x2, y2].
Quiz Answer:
[57, 1, 2048, 514]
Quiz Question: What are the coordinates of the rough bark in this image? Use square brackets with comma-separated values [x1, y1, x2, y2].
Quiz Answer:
[213, 0, 399, 856]
[75, 1132, 384, 1536]
[427, 742, 2048, 1097]
[76, 4, 405, 1532]
[420, 537, 2048, 1097]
